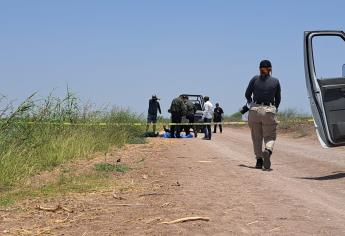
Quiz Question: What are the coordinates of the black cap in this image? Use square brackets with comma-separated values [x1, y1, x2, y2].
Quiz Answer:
[259, 60, 272, 68]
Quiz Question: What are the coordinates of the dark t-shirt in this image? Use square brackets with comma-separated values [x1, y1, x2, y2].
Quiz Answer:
[245, 75, 281, 108]
[148, 99, 161, 116]
[213, 107, 224, 121]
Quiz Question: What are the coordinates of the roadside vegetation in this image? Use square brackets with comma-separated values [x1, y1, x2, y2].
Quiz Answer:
[0, 90, 145, 192]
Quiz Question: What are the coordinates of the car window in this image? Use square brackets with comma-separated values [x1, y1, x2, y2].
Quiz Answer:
[312, 36, 345, 79]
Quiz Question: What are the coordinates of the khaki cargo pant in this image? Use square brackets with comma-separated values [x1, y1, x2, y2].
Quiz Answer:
[248, 104, 278, 159]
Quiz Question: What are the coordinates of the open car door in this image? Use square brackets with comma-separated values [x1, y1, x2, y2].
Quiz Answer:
[304, 31, 345, 147]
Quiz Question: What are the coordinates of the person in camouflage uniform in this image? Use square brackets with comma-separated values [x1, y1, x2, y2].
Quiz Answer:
[184, 97, 197, 137]
[169, 95, 187, 138]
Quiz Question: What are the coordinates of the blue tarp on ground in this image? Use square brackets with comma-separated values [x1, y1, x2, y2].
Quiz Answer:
[162, 132, 193, 138]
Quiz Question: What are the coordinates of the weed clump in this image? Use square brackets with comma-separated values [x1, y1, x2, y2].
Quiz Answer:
[94, 163, 130, 173]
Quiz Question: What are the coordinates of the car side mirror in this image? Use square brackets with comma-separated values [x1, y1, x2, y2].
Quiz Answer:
[342, 64, 345, 77]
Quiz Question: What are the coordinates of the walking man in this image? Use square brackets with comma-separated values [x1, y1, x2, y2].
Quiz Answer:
[146, 95, 161, 133]
[169, 95, 187, 138]
[202, 96, 213, 140]
[245, 60, 281, 170]
[213, 103, 224, 133]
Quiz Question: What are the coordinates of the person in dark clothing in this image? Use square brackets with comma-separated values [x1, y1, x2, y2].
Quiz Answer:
[213, 103, 224, 133]
[245, 60, 281, 108]
[184, 98, 197, 137]
[146, 95, 161, 133]
[245, 60, 281, 170]
[169, 95, 187, 138]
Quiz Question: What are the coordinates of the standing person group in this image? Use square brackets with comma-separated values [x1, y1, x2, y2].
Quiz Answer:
[149, 94, 224, 140]
[245, 60, 281, 170]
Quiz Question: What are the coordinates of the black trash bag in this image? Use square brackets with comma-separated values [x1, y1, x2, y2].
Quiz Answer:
[144, 131, 159, 137]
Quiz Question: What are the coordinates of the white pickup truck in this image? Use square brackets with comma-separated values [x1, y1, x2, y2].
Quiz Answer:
[304, 31, 345, 148]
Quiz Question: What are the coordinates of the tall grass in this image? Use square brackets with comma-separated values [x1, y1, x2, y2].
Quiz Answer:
[0, 90, 144, 190]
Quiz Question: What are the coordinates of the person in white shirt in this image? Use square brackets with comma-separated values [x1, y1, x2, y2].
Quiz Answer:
[202, 96, 213, 140]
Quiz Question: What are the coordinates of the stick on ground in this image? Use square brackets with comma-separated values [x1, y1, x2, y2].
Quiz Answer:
[35, 205, 73, 213]
[35, 205, 60, 212]
[112, 193, 126, 200]
[139, 193, 169, 197]
[160, 202, 171, 208]
[160, 216, 210, 224]
[113, 204, 148, 207]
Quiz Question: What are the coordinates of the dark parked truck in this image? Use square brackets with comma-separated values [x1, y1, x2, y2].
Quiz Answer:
[304, 30, 345, 147]
[180, 94, 205, 133]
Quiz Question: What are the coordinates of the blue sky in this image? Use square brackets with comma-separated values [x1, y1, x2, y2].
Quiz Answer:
[1, 0, 345, 116]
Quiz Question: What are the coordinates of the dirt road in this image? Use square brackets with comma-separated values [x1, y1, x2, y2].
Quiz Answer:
[2, 127, 345, 235]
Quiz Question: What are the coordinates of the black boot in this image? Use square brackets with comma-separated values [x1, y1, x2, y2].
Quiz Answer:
[263, 149, 272, 170]
[255, 158, 263, 169]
